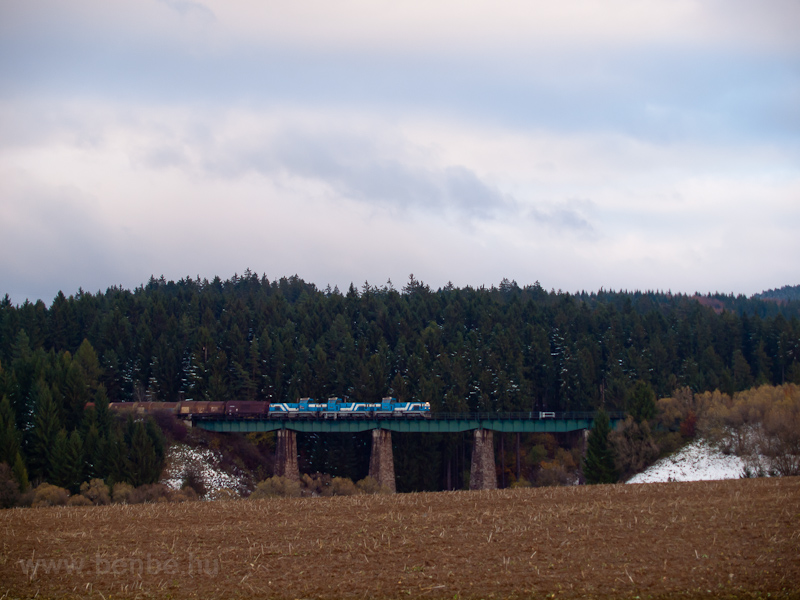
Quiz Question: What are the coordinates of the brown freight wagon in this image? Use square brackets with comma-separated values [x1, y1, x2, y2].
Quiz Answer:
[225, 401, 270, 417]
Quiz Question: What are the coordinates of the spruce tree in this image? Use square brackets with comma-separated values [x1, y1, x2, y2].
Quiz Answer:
[627, 380, 656, 423]
[28, 381, 62, 482]
[12, 452, 29, 492]
[583, 408, 618, 484]
[50, 429, 69, 486]
[0, 395, 21, 465]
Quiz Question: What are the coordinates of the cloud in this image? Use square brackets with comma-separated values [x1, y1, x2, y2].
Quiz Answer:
[0, 1, 798, 303]
[158, 0, 215, 21]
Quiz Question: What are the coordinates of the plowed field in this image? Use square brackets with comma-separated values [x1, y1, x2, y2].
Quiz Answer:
[2, 477, 799, 599]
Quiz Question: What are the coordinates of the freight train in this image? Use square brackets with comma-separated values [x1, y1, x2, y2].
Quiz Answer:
[105, 398, 431, 419]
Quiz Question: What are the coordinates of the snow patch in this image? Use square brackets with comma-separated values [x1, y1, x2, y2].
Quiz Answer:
[627, 439, 746, 483]
[161, 443, 244, 498]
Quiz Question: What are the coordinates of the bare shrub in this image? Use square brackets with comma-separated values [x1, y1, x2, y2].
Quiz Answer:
[32, 483, 70, 507]
[536, 463, 570, 487]
[67, 494, 92, 507]
[250, 476, 301, 499]
[182, 466, 207, 498]
[610, 417, 660, 480]
[510, 477, 532, 488]
[128, 483, 172, 504]
[151, 410, 188, 443]
[112, 482, 135, 504]
[0, 463, 20, 508]
[700, 384, 800, 475]
[330, 477, 358, 496]
[654, 431, 684, 455]
[356, 476, 391, 495]
[300, 472, 332, 497]
[80, 479, 111, 505]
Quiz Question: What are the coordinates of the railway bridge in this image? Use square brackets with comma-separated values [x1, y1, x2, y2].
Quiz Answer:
[196, 412, 625, 492]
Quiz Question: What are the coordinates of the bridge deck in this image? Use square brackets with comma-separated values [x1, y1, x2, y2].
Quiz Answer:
[195, 412, 625, 434]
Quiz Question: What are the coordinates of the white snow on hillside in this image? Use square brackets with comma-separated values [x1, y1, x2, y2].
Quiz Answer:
[161, 443, 244, 498]
[627, 439, 746, 483]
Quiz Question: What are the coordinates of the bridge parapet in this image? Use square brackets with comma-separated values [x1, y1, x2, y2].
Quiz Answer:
[195, 412, 625, 434]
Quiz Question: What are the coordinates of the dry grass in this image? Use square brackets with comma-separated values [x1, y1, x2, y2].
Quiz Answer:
[1, 477, 799, 599]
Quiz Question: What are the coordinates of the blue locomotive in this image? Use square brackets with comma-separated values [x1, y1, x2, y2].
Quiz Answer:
[269, 397, 431, 418]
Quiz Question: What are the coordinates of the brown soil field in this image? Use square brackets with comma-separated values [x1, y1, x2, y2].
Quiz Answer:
[1, 477, 799, 599]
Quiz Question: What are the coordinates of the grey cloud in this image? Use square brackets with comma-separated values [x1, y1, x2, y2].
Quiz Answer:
[525, 199, 596, 234]
[157, 0, 215, 21]
[0, 178, 143, 304]
[203, 128, 513, 220]
[139, 144, 191, 170]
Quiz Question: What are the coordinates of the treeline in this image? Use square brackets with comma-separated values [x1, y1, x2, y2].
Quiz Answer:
[2, 274, 799, 417]
[754, 284, 800, 303]
[0, 338, 166, 496]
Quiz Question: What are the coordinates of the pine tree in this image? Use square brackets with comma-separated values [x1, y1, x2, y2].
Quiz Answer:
[583, 408, 618, 484]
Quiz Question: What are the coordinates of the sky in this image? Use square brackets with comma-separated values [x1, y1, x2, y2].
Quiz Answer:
[1, 0, 798, 305]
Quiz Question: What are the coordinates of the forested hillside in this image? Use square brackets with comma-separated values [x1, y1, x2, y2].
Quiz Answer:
[754, 284, 800, 303]
[1, 273, 800, 495]
[2, 273, 800, 416]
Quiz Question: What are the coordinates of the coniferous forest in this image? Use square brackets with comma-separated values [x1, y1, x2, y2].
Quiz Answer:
[1, 272, 800, 495]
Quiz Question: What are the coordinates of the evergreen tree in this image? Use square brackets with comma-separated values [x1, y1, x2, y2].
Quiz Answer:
[12, 452, 29, 492]
[28, 381, 62, 482]
[626, 380, 656, 423]
[50, 427, 84, 491]
[50, 429, 69, 486]
[584, 408, 618, 484]
[0, 396, 21, 465]
[82, 423, 101, 481]
[127, 420, 159, 487]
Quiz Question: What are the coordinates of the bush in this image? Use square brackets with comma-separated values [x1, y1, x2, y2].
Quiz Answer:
[329, 477, 358, 496]
[250, 476, 301, 499]
[356, 476, 391, 495]
[0, 463, 20, 508]
[112, 482, 135, 504]
[509, 477, 532, 488]
[151, 410, 188, 443]
[182, 466, 207, 498]
[655, 431, 684, 456]
[610, 417, 660, 480]
[128, 483, 172, 504]
[80, 479, 111, 505]
[536, 463, 570, 487]
[67, 494, 92, 507]
[300, 472, 332, 497]
[31, 483, 70, 507]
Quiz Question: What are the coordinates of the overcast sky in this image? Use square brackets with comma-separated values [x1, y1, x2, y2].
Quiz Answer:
[1, 0, 798, 304]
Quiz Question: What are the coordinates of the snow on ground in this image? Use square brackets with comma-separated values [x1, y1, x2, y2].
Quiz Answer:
[627, 439, 746, 483]
[161, 443, 244, 498]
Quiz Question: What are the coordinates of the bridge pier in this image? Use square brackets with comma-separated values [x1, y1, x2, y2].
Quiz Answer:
[470, 429, 497, 490]
[274, 429, 299, 482]
[368, 429, 396, 493]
